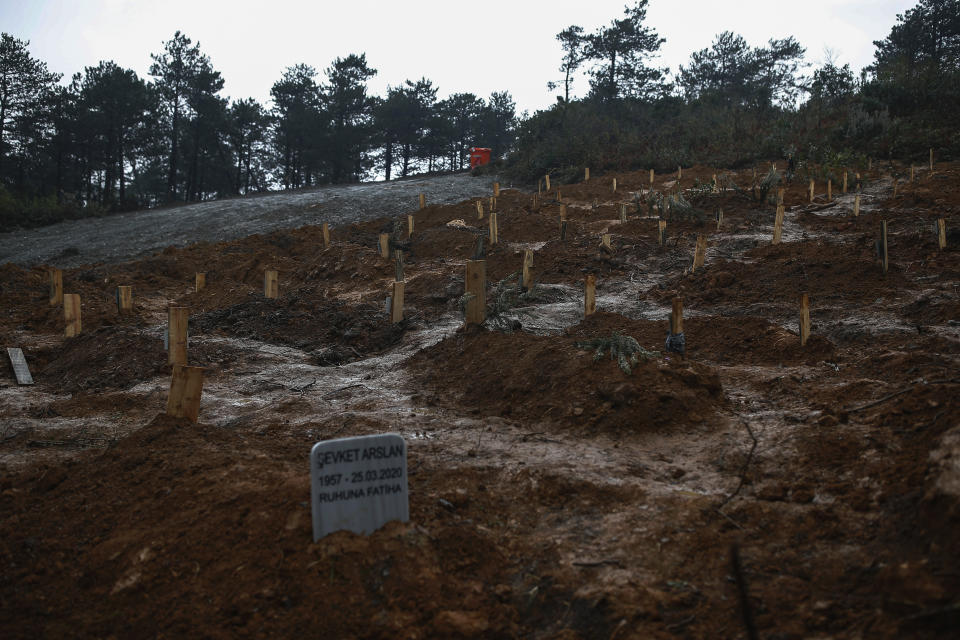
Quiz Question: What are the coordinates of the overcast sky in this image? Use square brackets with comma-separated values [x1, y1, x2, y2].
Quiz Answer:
[2, 0, 916, 113]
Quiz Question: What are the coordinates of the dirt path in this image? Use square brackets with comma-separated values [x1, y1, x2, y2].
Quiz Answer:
[0, 172, 498, 268]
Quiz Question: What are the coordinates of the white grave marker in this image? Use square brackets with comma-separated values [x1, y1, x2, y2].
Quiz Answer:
[7, 348, 34, 385]
[310, 433, 408, 541]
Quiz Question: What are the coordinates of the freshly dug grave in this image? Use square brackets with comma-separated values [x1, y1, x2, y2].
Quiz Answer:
[653, 237, 911, 308]
[194, 293, 407, 365]
[567, 311, 837, 366]
[408, 326, 724, 431]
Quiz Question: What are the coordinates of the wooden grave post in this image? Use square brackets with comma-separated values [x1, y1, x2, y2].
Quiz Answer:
[854, 194, 861, 217]
[843, 171, 848, 194]
[168, 306, 189, 366]
[522, 250, 533, 291]
[557, 189, 561, 202]
[881, 220, 889, 274]
[809, 179, 815, 203]
[800, 293, 811, 347]
[493, 182, 500, 197]
[264, 269, 279, 298]
[64, 293, 81, 337]
[671, 297, 683, 335]
[600, 233, 613, 253]
[677, 165, 682, 179]
[584, 167, 590, 182]
[584, 275, 596, 317]
[166, 365, 205, 422]
[489, 211, 498, 244]
[465, 260, 486, 325]
[419, 193, 426, 210]
[692, 233, 708, 272]
[777, 187, 784, 205]
[773, 205, 785, 244]
[390, 281, 405, 323]
[827, 179, 832, 202]
[650, 169, 655, 185]
[476, 199, 484, 219]
[490, 196, 496, 212]
[910, 166, 915, 182]
[6, 347, 33, 385]
[195, 272, 206, 292]
[717, 208, 724, 231]
[937, 218, 947, 250]
[612, 177, 617, 193]
[322, 223, 331, 248]
[407, 215, 414, 238]
[545, 174, 551, 191]
[560, 204, 567, 221]
[930, 148, 934, 171]
[620, 203, 627, 223]
[379, 233, 390, 259]
[658, 220, 667, 246]
[116, 285, 133, 313]
[49, 268, 63, 306]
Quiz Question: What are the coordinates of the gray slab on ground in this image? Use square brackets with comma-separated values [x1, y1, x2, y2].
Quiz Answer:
[310, 433, 408, 541]
[6, 347, 34, 385]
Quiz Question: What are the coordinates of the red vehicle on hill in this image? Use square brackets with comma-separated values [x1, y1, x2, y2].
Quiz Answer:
[469, 147, 491, 169]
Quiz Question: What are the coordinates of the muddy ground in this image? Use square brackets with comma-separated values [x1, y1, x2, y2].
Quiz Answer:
[1, 163, 958, 639]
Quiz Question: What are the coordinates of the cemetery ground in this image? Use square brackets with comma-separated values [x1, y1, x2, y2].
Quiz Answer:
[1, 162, 958, 639]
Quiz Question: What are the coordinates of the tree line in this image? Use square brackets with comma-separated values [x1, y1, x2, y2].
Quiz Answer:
[507, 0, 960, 183]
[0, 31, 516, 228]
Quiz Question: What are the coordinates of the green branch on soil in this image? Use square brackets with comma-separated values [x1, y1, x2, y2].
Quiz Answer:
[575, 332, 660, 375]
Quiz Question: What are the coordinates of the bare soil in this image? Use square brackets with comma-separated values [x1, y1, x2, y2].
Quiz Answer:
[1, 162, 958, 639]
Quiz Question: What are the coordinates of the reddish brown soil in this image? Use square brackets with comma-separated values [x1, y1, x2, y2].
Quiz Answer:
[1, 161, 958, 639]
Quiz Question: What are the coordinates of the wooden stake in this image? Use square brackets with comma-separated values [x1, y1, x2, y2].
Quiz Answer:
[493, 182, 500, 197]
[773, 205, 785, 244]
[584, 167, 590, 182]
[407, 215, 414, 238]
[264, 269, 279, 298]
[930, 148, 934, 171]
[489, 211, 498, 244]
[893, 179, 898, 198]
[49, 268, 63, 306]
[620, 203, 627, 223]
[692, 233, 707, 271]
[419, 193, 426, 210]
[881, 220, 889, 274]
[910, 166, 915, 182]
[713, 174, 719, 193]
[600, 233, 613, 253]
[166, 365, 205, 422]
[937, 218, 946, 249]
[64, 293, 81, 337]
[800, 293, 811, 347]
[379, 233, 390, 259]
[854, 194, 861, 217]
[560, 204, 567, 220]
[584, 275, 596, 316]
[168, 306, 188, 366]
[671, 297, 683, 335]
[116, 285, 132, 313]
[557, 189, 561, 201]
[390, 281, 404, 323]
[560, 220, 568, 240]
[677, 166, 682, 179]
[809, 179, 815, 202]
[827, 179, 832, 201]
[522, 250, 533, 290]
[776, 188, 784, 205]
[717, 208, 723, 230]
[465, 260, 486, 325]
[612, 177, 617, 192]
[195, 272, 206, 292]
[490, 196, 496, 212]
[545, 174, 551, 191]
[650, 169, 654, 185]
[322, 222, 330, 248]
[842, 171, 848, 194]
[394, 250, 405, 282]
[476, 199, 484, 219]
[658, 220, 667, 246]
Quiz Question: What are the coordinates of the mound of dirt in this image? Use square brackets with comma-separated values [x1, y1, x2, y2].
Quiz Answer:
[0, 414, 523, 639]
[408, 327, 724, 431]
[569, 311, 836, 366]
[194, 294, 407, 365]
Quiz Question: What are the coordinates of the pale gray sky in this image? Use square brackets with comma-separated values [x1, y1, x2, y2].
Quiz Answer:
[1, 0, 916, 113]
